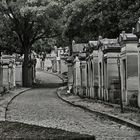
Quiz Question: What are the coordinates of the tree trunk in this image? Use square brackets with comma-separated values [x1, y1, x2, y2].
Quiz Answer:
[22, 48, 33, 87]
[69, 38, 72, 55]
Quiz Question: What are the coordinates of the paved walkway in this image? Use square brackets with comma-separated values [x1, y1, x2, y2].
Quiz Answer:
[0, 88, 30, 121]
[36, 70, 63, 84]
[58, 88, 140, 128]
[5, 71, 140, 140]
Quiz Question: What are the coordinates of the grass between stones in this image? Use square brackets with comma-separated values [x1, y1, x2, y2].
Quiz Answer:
[0, 121, 95, 140]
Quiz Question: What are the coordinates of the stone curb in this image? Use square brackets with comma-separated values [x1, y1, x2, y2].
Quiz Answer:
[97, 100, 140, 113]
[4, 88, 32, 121]
[57, 88, 140, 131]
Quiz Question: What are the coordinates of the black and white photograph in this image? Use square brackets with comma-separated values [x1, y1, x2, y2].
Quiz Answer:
[0, 0, 140, 139]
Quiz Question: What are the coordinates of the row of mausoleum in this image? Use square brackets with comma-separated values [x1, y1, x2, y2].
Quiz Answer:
[36, 46, 68, 74]
[67, 30, 140, 108]
[0, 55, 16, 93]
[0, 53, 36, 94]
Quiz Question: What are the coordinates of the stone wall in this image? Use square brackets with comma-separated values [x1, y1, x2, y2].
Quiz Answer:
[0, 55, 16, 93]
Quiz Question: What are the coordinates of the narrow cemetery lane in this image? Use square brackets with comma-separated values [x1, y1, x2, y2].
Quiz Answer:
[36, 70, 63, 84]
[6, 72, 140, 139]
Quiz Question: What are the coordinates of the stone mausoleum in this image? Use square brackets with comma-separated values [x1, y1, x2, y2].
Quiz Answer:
[98, 38, 121, 103]
[119, 31, 139, 107]
[86, 41, 98, 99]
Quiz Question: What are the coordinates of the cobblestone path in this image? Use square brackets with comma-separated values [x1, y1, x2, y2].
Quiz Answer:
[6, 72, 140, 140]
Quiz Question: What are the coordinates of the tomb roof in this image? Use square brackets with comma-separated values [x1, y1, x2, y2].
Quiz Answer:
[88, 41, 98, 50]
[100, 38, 120, 48]
[101, 38, 118, 44]
[99, 38, 121, 53]
[66, 55, 74, 63]
[119, 31, 137, 42]
[2, 55, 15, 59]
[72, 43, 87, 53]
[79, 52, 87, 61]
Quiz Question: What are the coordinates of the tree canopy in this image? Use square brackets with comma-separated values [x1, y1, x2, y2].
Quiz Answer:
[63, 0, 140, 43]
[0, 0, 140, 86]
[0, 0, 63, 54]
[1, 0, 140, 52]
[0, 0, 66, 86]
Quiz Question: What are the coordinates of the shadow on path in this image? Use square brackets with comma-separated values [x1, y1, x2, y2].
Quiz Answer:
[33, 70, 67, 88]
[0, 121, 95, 139]
[33, 80, 67, 88]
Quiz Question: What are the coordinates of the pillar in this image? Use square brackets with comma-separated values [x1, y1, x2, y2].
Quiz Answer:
[67, 63, 73, 93]
[80, 61, 87, 96]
